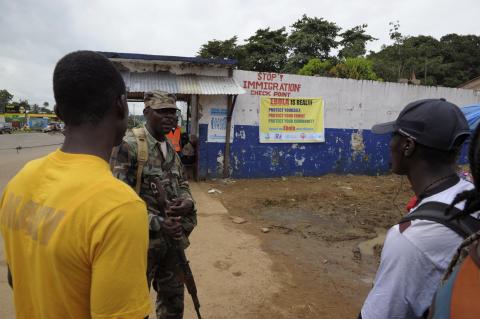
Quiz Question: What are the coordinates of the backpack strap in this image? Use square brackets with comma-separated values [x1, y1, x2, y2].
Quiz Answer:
[400, 201, 480, 238]
[132, 127, 149, 194]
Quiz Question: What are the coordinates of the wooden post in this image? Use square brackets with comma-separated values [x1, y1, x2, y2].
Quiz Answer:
[194, 94, 200, 181]
[223, 95, 234, 178]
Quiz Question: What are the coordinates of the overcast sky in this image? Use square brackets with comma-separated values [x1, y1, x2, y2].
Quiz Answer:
[1, 0, 479, 112]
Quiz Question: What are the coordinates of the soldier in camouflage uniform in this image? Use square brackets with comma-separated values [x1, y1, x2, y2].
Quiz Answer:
[111, 91, 197, 319]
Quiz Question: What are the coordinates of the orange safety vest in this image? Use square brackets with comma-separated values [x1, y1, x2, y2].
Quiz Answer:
[167, 127, 181, 152]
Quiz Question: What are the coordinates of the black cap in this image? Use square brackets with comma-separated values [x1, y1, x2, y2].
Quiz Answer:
[372, 98, 470, 151]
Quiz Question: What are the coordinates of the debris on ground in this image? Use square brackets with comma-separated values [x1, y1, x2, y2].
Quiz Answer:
[208, 188, 223, 194]
[281, 176, 288, 181]
[272, 224, 294, 235]
[261, 227, 270, 233]
[360, 277, 374, 285]
[352, 247, 362, 263]
[221, 178, 236, 185]
[231, 216, 247, 224]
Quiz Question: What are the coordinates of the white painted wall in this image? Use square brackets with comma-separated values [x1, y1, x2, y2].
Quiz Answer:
[198, 95, 228, 125]
[231, 70, 480, 130]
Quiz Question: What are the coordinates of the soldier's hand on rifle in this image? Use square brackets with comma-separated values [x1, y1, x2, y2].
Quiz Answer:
[170, 198, 194, 217]
[161, 216, 183, 240]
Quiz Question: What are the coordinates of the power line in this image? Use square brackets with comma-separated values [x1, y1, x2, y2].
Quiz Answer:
[0, 143, 63, 153]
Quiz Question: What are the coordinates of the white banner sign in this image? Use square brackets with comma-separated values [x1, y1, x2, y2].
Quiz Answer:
[207, 107, 234, 143]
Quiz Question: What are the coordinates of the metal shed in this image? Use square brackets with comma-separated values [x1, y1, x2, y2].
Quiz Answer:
[99, 51, 245, 179]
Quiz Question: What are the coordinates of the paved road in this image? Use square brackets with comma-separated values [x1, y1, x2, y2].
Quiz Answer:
[0, 133, 64, 319]
[0, 133, 280, 318]
[0, 133, 64, 189]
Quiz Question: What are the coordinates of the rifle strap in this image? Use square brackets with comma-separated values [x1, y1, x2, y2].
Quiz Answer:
[132, 127, 149, 194]
[109, 146, 120, 171]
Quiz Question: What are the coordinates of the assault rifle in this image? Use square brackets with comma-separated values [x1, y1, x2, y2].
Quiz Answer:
[149, 177, 202, 319]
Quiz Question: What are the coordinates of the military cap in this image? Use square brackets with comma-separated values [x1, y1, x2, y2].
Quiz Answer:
[144, 90, 179, 110]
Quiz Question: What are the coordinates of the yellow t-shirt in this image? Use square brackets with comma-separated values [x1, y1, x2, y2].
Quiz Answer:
[0, 149, 151, 319]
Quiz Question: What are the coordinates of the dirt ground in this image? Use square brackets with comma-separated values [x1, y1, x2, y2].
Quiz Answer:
[0, 133, 415, 318]
[203, 175, 413, 318]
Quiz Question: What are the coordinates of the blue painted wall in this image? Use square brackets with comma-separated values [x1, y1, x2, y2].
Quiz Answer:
[198, 124, 396, 179]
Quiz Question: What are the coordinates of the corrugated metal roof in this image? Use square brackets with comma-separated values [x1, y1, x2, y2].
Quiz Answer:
[459, 76, 480, 90]
[121, 72, 245, 95]
[122, 72, 178, 93]
[99, 51, 238, 66]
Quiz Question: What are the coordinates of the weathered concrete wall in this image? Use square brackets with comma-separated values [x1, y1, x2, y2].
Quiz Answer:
[231, 70, 480, 128]
[197, 70, 480, 179]
[113, 60, 230, 77]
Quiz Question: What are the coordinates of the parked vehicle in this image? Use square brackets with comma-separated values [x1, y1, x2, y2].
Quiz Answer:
[43, 122, 62, 133]
[0, 122, 13, 134]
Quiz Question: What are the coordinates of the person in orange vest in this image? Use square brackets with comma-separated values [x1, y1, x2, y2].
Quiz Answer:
[167, 126, 182, 153]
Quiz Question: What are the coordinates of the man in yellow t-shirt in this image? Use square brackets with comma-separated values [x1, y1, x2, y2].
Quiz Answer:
[0, 51, 151, 319]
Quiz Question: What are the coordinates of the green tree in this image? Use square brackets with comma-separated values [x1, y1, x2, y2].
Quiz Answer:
[242, 27, 289, 72]
[6, 102, 19, 113]
[32, 103, 39, 113]
[197, 36, 244, 62]
[39, 107, 52, 114]
[0, 89, 13, 113]
[369, 21, 407, 81]
[297, 58, 332, 76]
[440, 34, 480, 87]
[329, 57, 380, 81]
[284, 15, 341, 73]
[195, 17, 480, 86]
[339, 24, 377, 58]
[370, 35, 443, 84]
[389, 20, 404, 45]
[7, 99, 31, 113]
[18, 99, 31, 112]
[378, 21, 446, 84]
[403, 36, 444, 85]
[369, 33, 480, 87]
[388, 20, 407, 80]
[39, 101, 52, 114]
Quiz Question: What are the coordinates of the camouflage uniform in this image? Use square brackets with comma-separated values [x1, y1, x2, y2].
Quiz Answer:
[111, 93, 196, 319]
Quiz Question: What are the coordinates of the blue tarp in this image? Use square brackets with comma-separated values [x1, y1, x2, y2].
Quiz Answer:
[461, 104, 480, 130]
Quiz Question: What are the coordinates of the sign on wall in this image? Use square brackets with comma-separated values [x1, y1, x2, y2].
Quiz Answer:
[207, 107, 234, 143]
[259, 97, 325, 143]
[242, 72, 302, 97]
